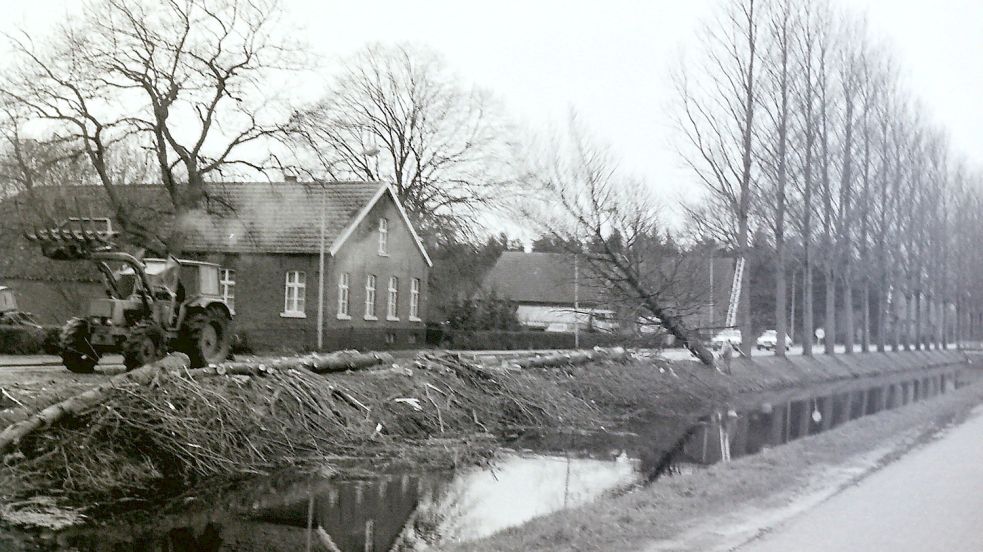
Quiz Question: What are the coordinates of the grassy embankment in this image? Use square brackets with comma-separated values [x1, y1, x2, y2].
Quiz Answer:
[440, 351, 980, 552]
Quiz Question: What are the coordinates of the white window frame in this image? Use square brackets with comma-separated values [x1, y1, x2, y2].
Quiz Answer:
[410, 277, 421, 321]
[220, 268, 236, 314]
[281, 271, 306, 318]
[378, 218, 389, 256]
[364, 274, 378, 320]
[337, 272, 351, 319]
[387, 276, 399, 321]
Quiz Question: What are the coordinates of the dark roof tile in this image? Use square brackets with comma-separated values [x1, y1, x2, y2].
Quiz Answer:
[0, 181, 385, 280]
[481, 251, 607, 305]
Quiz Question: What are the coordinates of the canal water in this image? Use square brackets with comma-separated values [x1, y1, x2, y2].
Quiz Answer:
[682, 365, 975, 465]
[13, 364, 978, 551]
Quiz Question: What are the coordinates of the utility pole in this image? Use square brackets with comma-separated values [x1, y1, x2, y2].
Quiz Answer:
[790, 268, 797, 345]
[709, 250, 715, 328]
[574, 253, 580, 349]
[317, 191, 326, 351]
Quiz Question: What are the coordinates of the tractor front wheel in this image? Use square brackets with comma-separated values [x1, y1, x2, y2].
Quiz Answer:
[179, 309, 232, 368]
[123, 322, 164, 371]
[60, 317, 98, 374]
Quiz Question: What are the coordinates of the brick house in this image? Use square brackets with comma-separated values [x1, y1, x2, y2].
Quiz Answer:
[0, 181, 431, 351]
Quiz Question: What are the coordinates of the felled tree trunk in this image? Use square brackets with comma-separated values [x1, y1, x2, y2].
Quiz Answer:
[512, 347, 628, 369]
[213, 350, 396, 376]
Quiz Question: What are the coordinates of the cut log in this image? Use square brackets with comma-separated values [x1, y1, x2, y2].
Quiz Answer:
[511, 347, 629, 369]
[216, 350, 395, 376]
[0, 353, 190, 455]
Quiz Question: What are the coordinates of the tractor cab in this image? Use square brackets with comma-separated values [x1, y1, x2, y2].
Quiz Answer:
[0, 287, 16, 314]
[115, 257, 182, 301]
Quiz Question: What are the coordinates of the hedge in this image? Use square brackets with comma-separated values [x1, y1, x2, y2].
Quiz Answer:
[0, 325, 61, 355]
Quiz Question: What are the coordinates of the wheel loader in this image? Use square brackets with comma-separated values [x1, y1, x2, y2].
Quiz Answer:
[25, 218, 233, 372]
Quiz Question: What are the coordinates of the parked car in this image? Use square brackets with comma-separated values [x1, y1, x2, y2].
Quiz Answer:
[710, 328, 742, 350]
[756, 330, 791, 351]
[545, 322, 577, 333]
[589, 310, 620, 334]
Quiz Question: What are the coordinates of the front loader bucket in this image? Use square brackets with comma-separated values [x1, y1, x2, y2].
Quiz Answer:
[24, 219, 118, 261]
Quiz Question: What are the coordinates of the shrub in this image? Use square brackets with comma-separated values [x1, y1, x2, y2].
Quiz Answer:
[0, 325, 49, 354]
[444, 292, 521, 332]
[231, 332, 253, 355]
[42, 326, 62, 354]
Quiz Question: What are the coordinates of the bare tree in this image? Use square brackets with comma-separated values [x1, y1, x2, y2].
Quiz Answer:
[677, 0, 762, 355]
[835, 20, 864, 355]
[854, 47, 886, 353]
[758, 0, 794, 357]
[1, 0, 301, 254]
[0, 105, 81, 207]
[520, 119, 717, 366]
[814, 9, 841, 355]
[786, 0, 832, 357]
[289, 43, 510, 242]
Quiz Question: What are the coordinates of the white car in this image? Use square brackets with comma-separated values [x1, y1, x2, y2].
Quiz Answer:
[756, 330, 791, 351]
[710, 329, 742, 350]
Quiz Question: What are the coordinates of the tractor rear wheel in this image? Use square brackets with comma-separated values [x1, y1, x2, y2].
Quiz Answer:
[179, 309, 232, 368]
[60, 317, 98, 374]
[123, 322, 164, 371]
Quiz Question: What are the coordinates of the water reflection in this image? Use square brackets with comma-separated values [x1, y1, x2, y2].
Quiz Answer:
[410, 454, 636, 545]
[54, 454, 636, 552]
[683, 368, 970, 465]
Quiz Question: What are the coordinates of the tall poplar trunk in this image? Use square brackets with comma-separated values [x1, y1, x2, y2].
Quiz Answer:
[862, 284, 871, 351]
[770, 5, 791, 358]
[903, 292, 913, 351]
[737, 0, 758, 357]
[800, 30, 817, 358]
[820, 90, 835, 355]
[838, 75, 856, 355]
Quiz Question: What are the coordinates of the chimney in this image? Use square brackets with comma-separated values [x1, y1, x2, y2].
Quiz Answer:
[284, 174, 298, 182]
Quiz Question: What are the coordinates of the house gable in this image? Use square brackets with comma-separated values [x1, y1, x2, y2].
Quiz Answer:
[329, 185, 433, 267]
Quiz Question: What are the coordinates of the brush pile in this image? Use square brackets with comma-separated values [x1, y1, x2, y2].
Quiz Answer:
[0, 351, 603, 507]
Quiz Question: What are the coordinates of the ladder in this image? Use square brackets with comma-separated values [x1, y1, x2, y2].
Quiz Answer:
[724, 257, 745, 328]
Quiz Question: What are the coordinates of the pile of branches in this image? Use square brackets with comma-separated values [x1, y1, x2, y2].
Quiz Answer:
[0, 352, 602, 506]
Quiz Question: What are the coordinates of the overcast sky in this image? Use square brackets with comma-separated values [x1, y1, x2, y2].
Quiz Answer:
[3, 0, 982, 222]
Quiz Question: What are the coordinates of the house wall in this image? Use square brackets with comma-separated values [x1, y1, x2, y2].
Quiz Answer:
[195, 195, 428, 352]
[195, 252, 319, 352]
[325, 193, 428, 350]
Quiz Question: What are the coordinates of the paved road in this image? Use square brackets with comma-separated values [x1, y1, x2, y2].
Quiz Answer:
[657, 344, 840, 360]
[737, 408, 983, 552]
[0, 355, 123, 371]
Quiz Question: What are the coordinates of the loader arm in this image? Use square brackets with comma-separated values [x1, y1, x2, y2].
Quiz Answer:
[90, 252, 154, 314]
